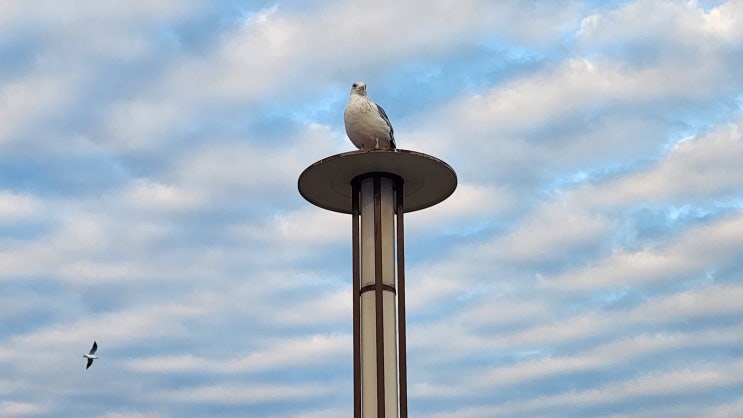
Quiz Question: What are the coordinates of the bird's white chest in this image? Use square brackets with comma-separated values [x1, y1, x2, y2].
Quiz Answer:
[344, 96, 377, 123]
[344, 96, 391, 149]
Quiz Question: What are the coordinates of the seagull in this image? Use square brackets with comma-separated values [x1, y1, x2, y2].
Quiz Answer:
[344, 81, 396, 150]
[83, 341, 99, 370]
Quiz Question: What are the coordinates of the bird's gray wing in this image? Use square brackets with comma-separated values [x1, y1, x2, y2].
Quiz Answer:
[86, 358, 94, 369]
[89, 341, 98, 355]
[375, 104, 396, 148]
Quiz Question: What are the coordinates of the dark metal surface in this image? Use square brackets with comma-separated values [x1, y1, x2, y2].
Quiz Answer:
[396, 179, 409, 418]
[298, 149, 457, 214]
[352, 179, 361, 418]
[359, 283, 397, 294]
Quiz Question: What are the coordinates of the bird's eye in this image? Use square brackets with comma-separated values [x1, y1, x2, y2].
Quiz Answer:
[352, 83, 358, 88]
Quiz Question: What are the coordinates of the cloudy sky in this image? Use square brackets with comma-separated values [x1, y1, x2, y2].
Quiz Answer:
[2, 0, 743, 417]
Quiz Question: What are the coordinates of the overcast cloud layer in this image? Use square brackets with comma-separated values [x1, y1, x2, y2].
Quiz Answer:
[2, 1, 743, 417]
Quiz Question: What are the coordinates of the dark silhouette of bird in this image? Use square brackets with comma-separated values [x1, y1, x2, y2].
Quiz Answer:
[83, 341, 99, 370]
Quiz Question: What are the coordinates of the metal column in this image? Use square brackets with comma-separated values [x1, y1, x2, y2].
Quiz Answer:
[298, 149, 457, 418]
[352, 173, 407, 418]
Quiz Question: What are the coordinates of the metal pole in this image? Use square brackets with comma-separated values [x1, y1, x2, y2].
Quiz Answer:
[373, 176, 386, 418]
[395, 178, 408, 418]
[355, 173, 401, 418]
[352, 178, 362, 418]
[298, 149, 457, 418]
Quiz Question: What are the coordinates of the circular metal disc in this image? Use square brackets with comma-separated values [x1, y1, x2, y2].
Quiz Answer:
[298, 149, 457, 214]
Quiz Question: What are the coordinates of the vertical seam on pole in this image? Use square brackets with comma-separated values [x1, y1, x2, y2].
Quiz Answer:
[373, 176, 386, 418]
[396, 178, 408, 418]
[352, 178, 361, 418]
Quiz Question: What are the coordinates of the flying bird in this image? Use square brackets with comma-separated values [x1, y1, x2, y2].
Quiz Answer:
[344, 81, 396, 150]
[83, 341, 99, 370]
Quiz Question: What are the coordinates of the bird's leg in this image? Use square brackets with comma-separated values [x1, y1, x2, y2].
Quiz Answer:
[375, 138, 380, 149]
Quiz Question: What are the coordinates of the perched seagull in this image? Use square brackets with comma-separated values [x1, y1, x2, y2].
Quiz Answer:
[83, 341, 99, 370]
[344, 81, 396, 150]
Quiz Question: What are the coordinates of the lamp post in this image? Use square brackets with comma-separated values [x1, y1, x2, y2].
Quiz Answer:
[298, 149, 456, 417]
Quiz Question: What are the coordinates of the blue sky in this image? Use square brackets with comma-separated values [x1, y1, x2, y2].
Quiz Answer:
[2, 0, 743, 417]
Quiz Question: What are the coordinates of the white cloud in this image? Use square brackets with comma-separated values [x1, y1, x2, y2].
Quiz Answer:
[473, 322, 743, 389]
[117, 179, 204, 212]
[102, 100, 182, 152]
[99, 412, 164, 418]
[578, 0, 743, 45]
[633, 282, 743, 322]
[126, 333, 350, 374]
[9, 303, 200, 352]
[707, 396, 743, 418]
[169, 124, 335, 201]
[0, 401, 48, 417]
[0, 74, 75, 145]
[269, 407, 348, 418]
[547, 210, 743, 291]
[163, 1, 583, 103]
[271, 207, 347, 247]
[489, 200, 610, 264]
[273, 288, 351, 326]
[576, 120, 743, 208]
[406, 182, 517, 235]
[155, 382, 333, 405]
[0, 192, 43, 221]
[430, 360, 743, 418]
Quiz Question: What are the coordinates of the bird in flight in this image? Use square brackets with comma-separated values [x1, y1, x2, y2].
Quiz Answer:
[83, 341, 99, 370]
[344, 81, 396, 150]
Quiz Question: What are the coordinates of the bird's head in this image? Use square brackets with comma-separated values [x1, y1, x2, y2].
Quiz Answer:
[351, 81, 367, 96]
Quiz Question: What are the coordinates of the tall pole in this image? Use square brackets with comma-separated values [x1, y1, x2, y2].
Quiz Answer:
[353, 174, 403, 417]
[352, 177, 362, 418]
[395, 180, 408, 418]
[298, 149, 457, 418]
